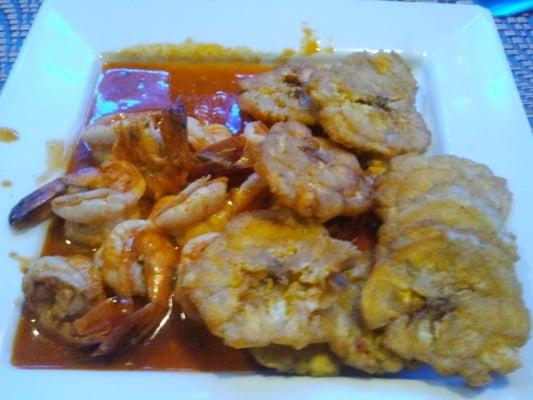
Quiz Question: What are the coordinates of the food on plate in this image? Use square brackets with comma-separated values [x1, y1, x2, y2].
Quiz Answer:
[63, 218, 133, 248]
[9, 160, 145, 229]
[361, 155, 530, 386]
[307, 52, 430, 157]
[250, 344, 341, 376]
[23, 255, 134, 346]
[242, 120, 269, 148]
[238, 63, 318, 125]
[149, 176, 228, 234]
[8, 49, 529, 387]
[324, 259, 405, 374]
[186, 116, 233, 152]
[81, 105, 193, 199]
[9, 160, 146, 247]
[176, 172, 270, 246]
[178, 208, 363, 349]
[93, 219, 179, 355]
[49, 160, 146, 225]
[253, 121, 373, 222]
[374, 155, 512, 231]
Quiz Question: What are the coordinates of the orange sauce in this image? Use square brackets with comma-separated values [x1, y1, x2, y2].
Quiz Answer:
[13, 308, 254, 371]
[36, 140, 66, 183]
[301, 26, 321, 56]
[11, 59, 376, 372]
[300, 26, 334, 56]
[1, 179, 12, 188]
[0, 127, 19, 142]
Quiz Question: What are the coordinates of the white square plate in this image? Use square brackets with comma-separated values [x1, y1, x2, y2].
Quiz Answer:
[0, 0, 531, 399]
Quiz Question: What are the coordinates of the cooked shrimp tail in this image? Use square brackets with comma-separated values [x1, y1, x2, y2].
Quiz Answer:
[169, 100, 187, 132]
[189, 135, 251, 182]
[94, 220, 179, 354]
[9, 178, 66, 229]
[195, 136, 246, 165]
[162, 101, 192, 169]
[9, 160, 146, 232]
[22, 255, 107, 346]
[51, 161, 146, 224]
[73, 296, 134, 338]
[93, 300, 171, 356]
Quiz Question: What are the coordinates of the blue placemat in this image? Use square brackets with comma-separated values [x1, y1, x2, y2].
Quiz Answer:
[0, 0, 40, 86]
[1, 0, 532, 125]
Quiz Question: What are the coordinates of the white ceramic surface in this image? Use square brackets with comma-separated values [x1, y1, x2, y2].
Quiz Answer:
[0, 0, 531, 399]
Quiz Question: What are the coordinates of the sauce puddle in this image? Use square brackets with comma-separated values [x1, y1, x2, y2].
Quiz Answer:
[11, 61, 269, 371]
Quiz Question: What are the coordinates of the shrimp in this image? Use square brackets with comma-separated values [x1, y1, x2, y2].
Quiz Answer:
[189, 121, 269, 174]
[82, 104, 193, 199]
[254, 121, 373, 222]
[151, 171, 268, 244]
[228, 121, 271, 170]
[187, 116, 232, 151]
[189, 135, 252, 183]
[307, 51, 430, 157]
[149, 176, 228, 234]
[178, 172, 270, 244]
[178, 208, 361, 349]
[80, 117, 119, 164]
[51, 160, 145, 224]
[9, 160, 145, 230]
[82, 110, 168, 166]
[63, 215, 139, 248]
[93, 219, 179, 355]
[22, 256, 134, 346]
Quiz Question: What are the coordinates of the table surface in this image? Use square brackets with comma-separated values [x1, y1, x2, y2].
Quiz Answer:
[1, 0, 532, 126]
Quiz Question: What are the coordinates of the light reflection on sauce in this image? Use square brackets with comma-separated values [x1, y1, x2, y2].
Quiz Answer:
[0, 127, 19, 142]
[90, 68, 171, 123]
[100, 62, 272, 133]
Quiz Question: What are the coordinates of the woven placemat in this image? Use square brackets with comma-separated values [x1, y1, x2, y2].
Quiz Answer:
[1, 0, 532, 125]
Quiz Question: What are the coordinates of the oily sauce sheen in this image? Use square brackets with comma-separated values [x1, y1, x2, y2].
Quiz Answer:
[12, 61, 377, 371]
